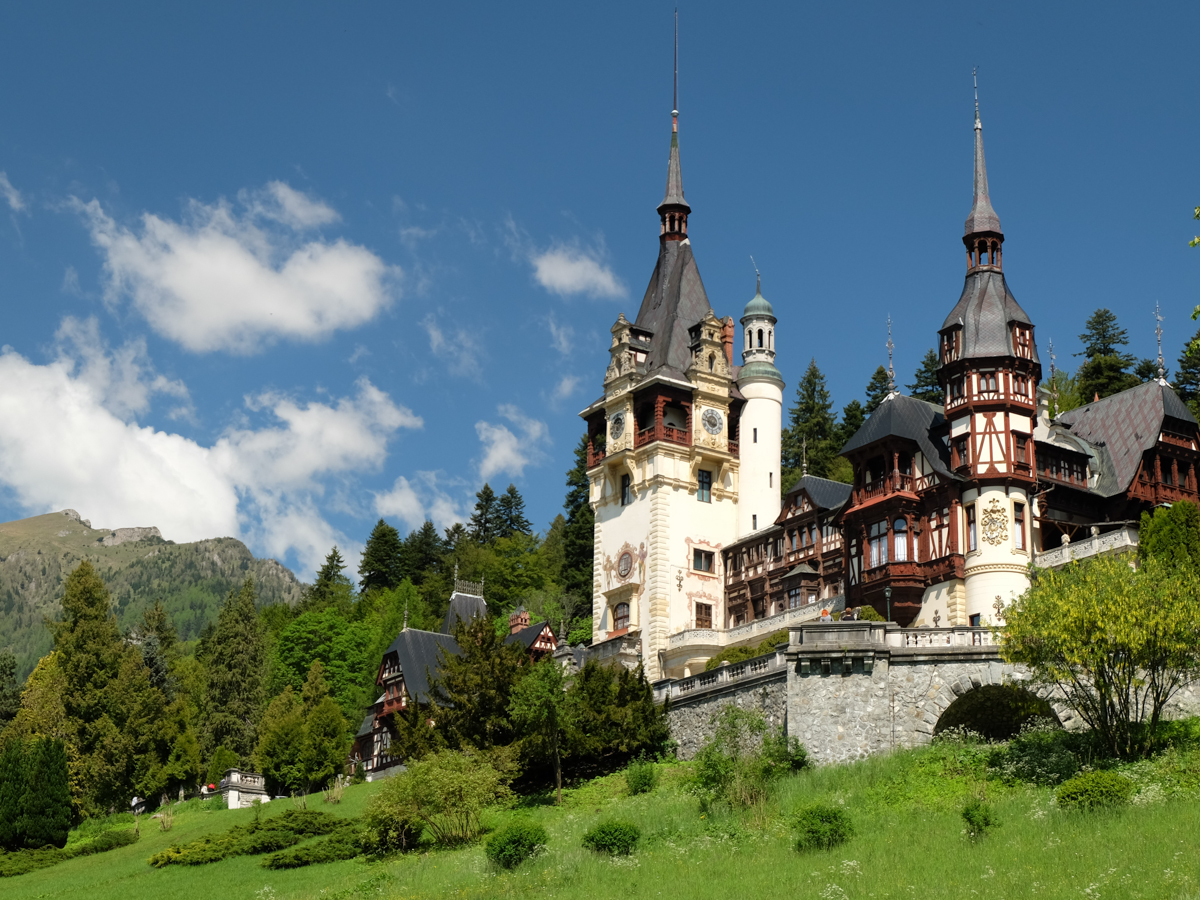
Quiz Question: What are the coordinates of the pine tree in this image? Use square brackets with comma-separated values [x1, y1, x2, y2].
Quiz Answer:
[400, 521, 444, 585]
[19, 738, 70, 849]
[562, 435, 595, 604]
[1134, 357, 1168, 383]
[864, 366, 892, 415]
[298, 662, 347, 792]
[468, 484, 501, 544]
[1177, 325, 1200, 417]
[0, 737, 24, 851]
[302, 547, 354, 613]
[837, 399, 866, 448]
[0, 650, 19, 729]
[443, 522, 469, 551]
[782, 359, 837, 485]
[1077, 355, 1139, 401]
[496, 484, 533, 538]
[203, 578, 264, 763]
[1077, 308, 1134, 361]
[907, 349, 943, 404]
[138, 600, 177, 700]
[359, 519, 404, 593]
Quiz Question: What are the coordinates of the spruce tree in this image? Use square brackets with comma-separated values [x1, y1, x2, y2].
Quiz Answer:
[1074, 308, 1138, 400]
[203, 578, 264, 763]
[468, 484, 501, 544]
[443, 522, 469, 551]
[907, 349, 943, 403]
[299, 662, 347, 792]
[1077, 308, 1134, 361]
[562, 435, 595, 604]
[0, 737, 24, 850]
[19, 738, 70, 849]
[302, 547, 354, 613]
[359, 519, 404, 593]
[782, 359, 837, 485]
[864, 366, 892, 414]
[497, 484, 533, 538]
[0, 650, 19, 729]
[138, 600, 177, 700]
[1134, 358, 1167, 383]
[400, 521, 444, 585]
[837, 399, 866, 448]
[1177, 325, 1200, 417]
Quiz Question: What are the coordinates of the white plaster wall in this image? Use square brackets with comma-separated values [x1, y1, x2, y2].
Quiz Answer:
[737, 378, 782, 538]
[963, 485, 1031, 621]
[917, 578, 966, 626]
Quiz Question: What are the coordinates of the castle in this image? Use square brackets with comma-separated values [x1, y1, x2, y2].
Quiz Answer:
[581, 89, 1200, 682]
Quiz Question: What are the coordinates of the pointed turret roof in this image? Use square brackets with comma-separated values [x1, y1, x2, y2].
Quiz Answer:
[658, 114, 690, 214]
[964, 90, 1002, 237]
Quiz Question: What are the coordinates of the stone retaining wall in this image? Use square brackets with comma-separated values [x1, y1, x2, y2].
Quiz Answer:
[666, 676, 786, 760]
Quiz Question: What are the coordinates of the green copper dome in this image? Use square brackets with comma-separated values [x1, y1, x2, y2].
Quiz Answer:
[742, 278, 775, 320]
[738, 359, 784, 385]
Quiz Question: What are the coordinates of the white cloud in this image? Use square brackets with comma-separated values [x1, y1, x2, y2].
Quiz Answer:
[74, 184, 398, 354]
[421, 314, 482, 379]
[548, 315, 574, 355]
[0, 173, 24, 212]
[475, 404, 549, 481]
[0, 338, 421, 577]
[531, 244, 624, 299]
[240, 181, 340, 230]
[549, 374, 580, 405]
[375, 472, 464, 532]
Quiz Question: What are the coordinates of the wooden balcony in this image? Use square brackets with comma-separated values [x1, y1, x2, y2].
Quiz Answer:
[635, 424, 690, 449]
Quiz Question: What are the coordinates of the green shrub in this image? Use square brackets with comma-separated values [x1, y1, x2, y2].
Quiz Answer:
[0, 828, 138, 878]
[360, 804, 423, 856]
[485, 820, 548, 870]
[988, 720, 1084, 785]
[262, 832, 361, 869]
[1056, 770, 1135, 811]
[793, 803, 853, 853]
[961, 799, 999, 838]
[148, 809, 344, 867]
[691, 709, 799, 811]
[761, 729, 810, 774]
[582, 820, 640, 856]
[704, 631, 789, 671]
[625, 758, 658, 795]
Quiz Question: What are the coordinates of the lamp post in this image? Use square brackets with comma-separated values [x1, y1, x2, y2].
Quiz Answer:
[884, 585, 892, 623]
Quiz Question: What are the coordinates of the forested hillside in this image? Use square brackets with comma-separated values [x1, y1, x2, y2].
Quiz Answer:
[0, 509, 305, 679]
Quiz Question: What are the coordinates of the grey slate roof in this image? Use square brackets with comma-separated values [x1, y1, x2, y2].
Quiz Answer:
[783, 563, 819, 577]
[658, 126, 689, 212]
[440, 591, 487, 635]
[840, 394, 957, 480]
[965, 114, 1002, 236]
[382, 628, 460, 704]
[940, 270, 1038, 363]
[1055, 381, 1198, 496]
[505, 621, 553, 650]
[355, 713, 374, 738]
[785, 475, 853, 512]
[633, 239, 714, 378]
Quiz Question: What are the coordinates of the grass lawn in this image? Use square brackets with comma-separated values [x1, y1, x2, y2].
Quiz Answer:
[5, 742, 1199, 900]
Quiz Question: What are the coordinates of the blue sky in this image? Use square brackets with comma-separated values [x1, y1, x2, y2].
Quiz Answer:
[0, 2, 1196, 577]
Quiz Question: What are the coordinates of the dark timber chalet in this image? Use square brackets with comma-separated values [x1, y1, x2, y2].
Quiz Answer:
[349, 580, 558, 777]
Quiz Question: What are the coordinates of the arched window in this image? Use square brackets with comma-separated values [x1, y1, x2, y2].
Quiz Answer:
[614, 603, 629, 631]
[893, 518, 908, 562]
[708, 353, 715, 372]
[757, 329, 764, 348]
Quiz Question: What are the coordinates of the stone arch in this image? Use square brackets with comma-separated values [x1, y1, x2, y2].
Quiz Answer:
[933, 683, 1058, 741]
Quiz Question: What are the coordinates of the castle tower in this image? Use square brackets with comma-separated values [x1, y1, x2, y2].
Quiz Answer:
[737, 276, 784, 534]
[937, 87, 1041, 622]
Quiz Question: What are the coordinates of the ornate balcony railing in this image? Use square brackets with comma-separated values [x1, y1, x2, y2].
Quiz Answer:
[1034, 526, 1137, 569]
[654, 648, 787, 704]
[635, 424, 690, 449]
[667, 598, 836, 652]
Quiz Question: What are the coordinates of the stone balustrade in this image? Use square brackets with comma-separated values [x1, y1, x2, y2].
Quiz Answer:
[654, 647, 787, 705]
[1034, 526, 1137, 569]
[667, 596, 839, 653]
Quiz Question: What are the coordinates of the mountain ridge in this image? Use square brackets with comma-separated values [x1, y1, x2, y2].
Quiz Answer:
[0, 509, 306, 680]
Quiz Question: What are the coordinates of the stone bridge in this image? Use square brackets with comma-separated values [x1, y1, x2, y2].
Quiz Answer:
[658, 621, 1200, 764]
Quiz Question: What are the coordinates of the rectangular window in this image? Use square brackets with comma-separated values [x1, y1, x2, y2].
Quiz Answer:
[1014, 502, 1026, 550]
[969, 613, 981, 627]
[614, 603, 630, 630]
[752, 514, 758, 530]
[695, 603, 712, 629]
[620, 474, 631, 506]
[753, 428, 758, 443]
[967, 504, 977, 551]
[788, 587, 803, 609]
[869, 520, 888, 568]
[693, 549, 714, 573]
[768, 472, 773, 488]
[697, 469, 712, 502]
[1015, 435, 1028, 463]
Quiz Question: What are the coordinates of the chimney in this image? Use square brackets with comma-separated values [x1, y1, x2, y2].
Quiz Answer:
[722, 317, 734, 367]
[509, 607, 530, 634]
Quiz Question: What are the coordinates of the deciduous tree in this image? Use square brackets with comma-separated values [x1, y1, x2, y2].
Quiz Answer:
[509, 658, 568, 803]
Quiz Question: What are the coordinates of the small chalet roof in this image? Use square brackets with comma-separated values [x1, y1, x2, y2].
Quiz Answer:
[783, 563, 819, 577]
[940, 270, 1037, 363]
[505, 621, 554, 650]
[840, 394, 957, 480]
[355, 713, 374, 738]
[441, 591, 487, 635]
[382, 629, 460, 704]
[785, 475, 853, 513]
[632, 240, 714, 380]
[1055, 381, 1198, 496]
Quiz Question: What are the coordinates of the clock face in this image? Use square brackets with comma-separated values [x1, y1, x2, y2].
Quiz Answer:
[702, 409, 723, 435]
[617, 552, 633, 579]
[610, 412, 625, 439]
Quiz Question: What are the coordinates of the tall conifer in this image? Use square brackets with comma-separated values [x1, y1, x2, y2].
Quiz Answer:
[907, 349, 943, 403]
[359, 519, 405, 593]
[468, 484, 501, 544]
[0, 737, 24, 850]
[203, 578, 264, 763]
[20, 738, 70, 849]
[562, 435, 595, 603]
[864, 366, 892, 414]
[497, 484, 533, 538]
[782, 359, 836, 485]
[0, 650, 19, 729]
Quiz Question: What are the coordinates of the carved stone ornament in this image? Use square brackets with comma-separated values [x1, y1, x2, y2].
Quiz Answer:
[981, 498, 1008, 546]
[610, 412, 625, 440]
[702, 408, 723, 435]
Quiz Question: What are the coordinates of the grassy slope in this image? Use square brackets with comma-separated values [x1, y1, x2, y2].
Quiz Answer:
[6, 743, 1199, 900]
[0, 511, 305, 678]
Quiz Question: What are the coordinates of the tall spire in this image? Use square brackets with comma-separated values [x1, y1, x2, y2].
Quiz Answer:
[964, 69, 1002, 241]
[886, 316, 896, 395]
[1155, 302, 1167, 383]
[658, 9, 689, 236]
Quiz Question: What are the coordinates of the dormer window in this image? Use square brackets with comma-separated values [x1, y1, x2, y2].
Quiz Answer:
[1013, 326, 1032, 359]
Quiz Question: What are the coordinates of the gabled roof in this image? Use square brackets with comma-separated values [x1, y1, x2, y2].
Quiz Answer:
[504, 621, 555, 650]
[632, 239, 714, 380]
[785, 475, 853, 513]
[840, 394, 957, 480]
[441, 591, 487, 635]
[940, 270, 1037, 362]
[783, 563, 818, 577]
[382, 629, 460, 705]
[1055, 381, 1198, 495]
